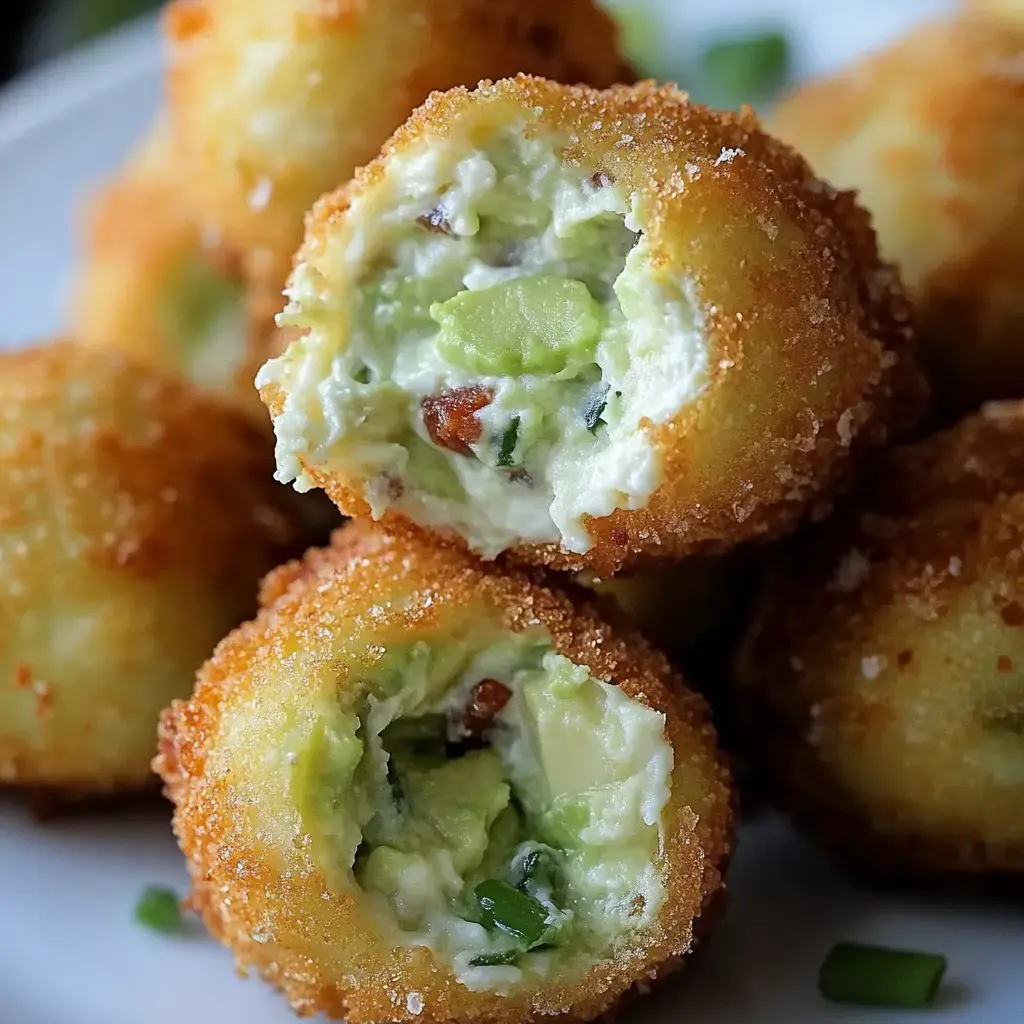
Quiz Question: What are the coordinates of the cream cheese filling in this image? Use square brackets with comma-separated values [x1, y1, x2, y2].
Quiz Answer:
[259, 123, 709, 556]
[292, 633, 673, 993]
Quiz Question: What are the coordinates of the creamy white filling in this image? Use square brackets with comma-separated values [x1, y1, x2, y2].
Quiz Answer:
[260, 125, 709, 556]
[300, 635, 673, 994]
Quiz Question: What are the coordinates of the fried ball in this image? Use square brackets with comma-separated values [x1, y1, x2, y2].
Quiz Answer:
[156, 520, 734, 1022]
[259, 76, 923, 576]
[770, 15, 1024, 418]
[73, 121, 281, 419]
[163, 0, 634, 283]
[736, 400, 1024, 877]
[0, 341, 301, 792]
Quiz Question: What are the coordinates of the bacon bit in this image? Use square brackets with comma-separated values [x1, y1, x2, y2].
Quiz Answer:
[417, 207, 452, 235]
[998, 655, 1014, 673]
[462, 679, 512, 737]
[12, 663, 31, 689]
[421, 387, 493, 456]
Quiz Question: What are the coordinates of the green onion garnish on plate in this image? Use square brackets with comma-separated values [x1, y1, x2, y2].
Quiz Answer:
[699, 31, 792, 108]
[134, 886, 185, 934]
[818, 941, 948, 1008]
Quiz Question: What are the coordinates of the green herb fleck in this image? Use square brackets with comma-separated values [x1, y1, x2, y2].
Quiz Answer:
[497, 418, 520, 468]
[511, 846, 560, 893]
[469, 950, 520, 967]
[474, 879, 548, 945]
[134, 886, 184, 934]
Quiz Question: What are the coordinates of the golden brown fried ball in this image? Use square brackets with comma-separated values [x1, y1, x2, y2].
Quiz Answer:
[259, 75, 923, 577]
[163, 0, 634, 282]
[736, 401, 1024, 877]
[157, 520, 733, 1022]
[0, 341, 301, 793]
[771, 15, 1024, 418]
[73, 121, 286, 420]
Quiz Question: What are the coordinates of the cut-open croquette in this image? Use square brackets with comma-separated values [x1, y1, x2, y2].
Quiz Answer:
[73, 122, 282, 419]
[0, 341, 301, 792]
[259, 76, 923, 576]
[156, 520, 734, 1022]
[736, 401, 1024, 877]
[770, 15, 1024, 418]
[163, 0, 634, 281]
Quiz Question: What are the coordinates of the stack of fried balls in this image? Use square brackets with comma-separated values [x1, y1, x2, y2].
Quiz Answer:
[5, 0, 1023, 1019]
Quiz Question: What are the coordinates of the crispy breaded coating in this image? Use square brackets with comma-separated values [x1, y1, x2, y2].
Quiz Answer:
[163, 0, 634, 281]
[736, 401, 1024, 878]
[771, 15, 1024, 418]
[0, 341, 302, 791]
[73, 121, 283, 420]
[157, 520, 734, 1023]
[261, 76, 924, 576]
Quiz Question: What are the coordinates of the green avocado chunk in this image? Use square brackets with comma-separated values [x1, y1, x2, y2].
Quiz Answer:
[430, 276, 604, 376]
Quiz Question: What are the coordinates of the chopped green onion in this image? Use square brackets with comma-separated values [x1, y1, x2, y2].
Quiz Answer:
[699, 31, 791, 108]
[818, 942, 947, 1008]
[511, 846, 559, 893]
[469, 950, 519, 967]
[496, 417, 520, 467]
[583, 385, 609, 434]
[474, 879, 548, 945]
[134, 886, 184, 934]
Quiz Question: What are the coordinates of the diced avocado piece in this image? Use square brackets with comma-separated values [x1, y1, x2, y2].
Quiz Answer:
[400, 749, 511, 872]
[522, 655, 656, 797]
[471, 805, 526, 886]
[358, 846, 441, 928]
[430, 276, 604, 376]
[291, 713, 366, 871]
[542, 797, 592, 849]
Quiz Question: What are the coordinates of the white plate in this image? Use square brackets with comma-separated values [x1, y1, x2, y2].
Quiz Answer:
[3, 3, 1021, 1023]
